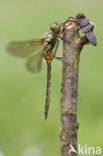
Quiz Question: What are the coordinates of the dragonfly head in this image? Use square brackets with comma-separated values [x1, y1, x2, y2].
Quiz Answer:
[50, 23, 61, 34]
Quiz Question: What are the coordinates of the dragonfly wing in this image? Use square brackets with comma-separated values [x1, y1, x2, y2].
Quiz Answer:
[25, 52, 46, 73]
[6, 39, 43, 58]
[86, 31, 97, 46]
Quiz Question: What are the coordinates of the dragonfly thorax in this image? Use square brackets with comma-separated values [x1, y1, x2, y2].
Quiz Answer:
[43, 34, 56, 51]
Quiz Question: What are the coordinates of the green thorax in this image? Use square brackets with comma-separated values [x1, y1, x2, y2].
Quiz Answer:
[44, 33, 57, 51]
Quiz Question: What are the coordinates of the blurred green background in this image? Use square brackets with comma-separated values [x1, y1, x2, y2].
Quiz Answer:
[0, 0, 103, 156]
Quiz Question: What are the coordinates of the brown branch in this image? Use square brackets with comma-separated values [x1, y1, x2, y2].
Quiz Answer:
[60, 22, 88, 156]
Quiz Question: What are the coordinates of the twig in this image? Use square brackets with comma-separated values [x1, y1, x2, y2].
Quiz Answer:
[60, 22, 88, 156]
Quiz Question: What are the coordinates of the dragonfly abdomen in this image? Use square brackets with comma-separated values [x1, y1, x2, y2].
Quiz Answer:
[45, 61, 52, 119]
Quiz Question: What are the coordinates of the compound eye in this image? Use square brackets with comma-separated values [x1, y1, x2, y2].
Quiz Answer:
[50, 23, 60, 34]
[76, 13, 85, 19]
[45, 34, 52, 41]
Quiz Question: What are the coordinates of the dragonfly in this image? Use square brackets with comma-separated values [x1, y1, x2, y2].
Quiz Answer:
[6, 23, 63, 119]
[65, 13, 97, 46]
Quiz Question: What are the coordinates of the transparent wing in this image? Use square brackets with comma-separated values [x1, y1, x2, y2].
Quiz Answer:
[6, 39, 43, 58]
[25, 52, 46, 73]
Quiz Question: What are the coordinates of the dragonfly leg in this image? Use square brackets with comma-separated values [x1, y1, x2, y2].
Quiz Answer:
[53, 39, 60, 57]
[53, 40, 63, 61]
[60, 36, 73, 43]
[65, 17, 77, 23]
[60, 36, 68, 42]
[55, 57, 62, 61]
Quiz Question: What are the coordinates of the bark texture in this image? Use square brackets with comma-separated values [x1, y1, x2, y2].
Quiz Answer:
[60, 22, 88, 156]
